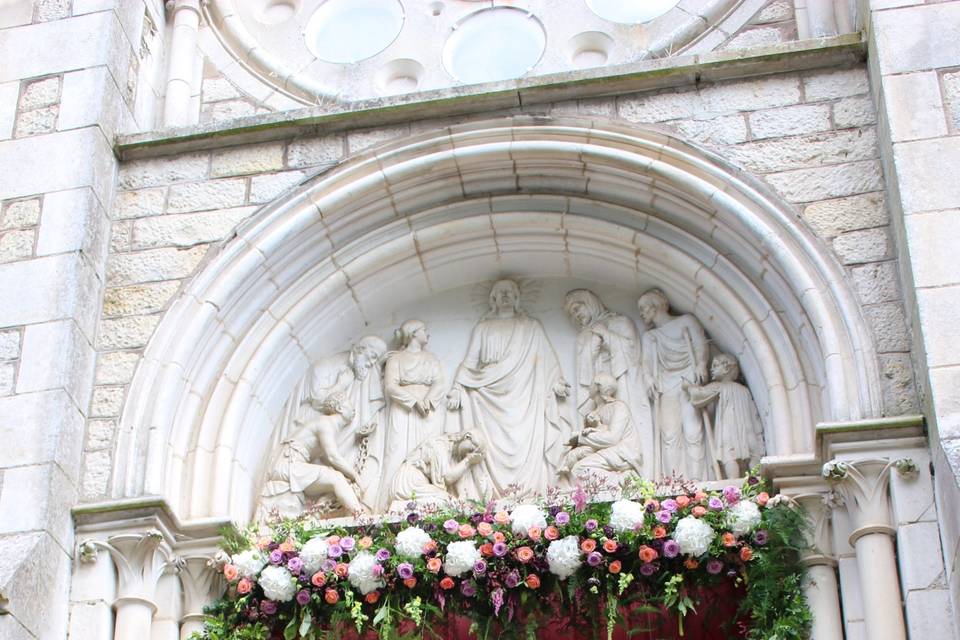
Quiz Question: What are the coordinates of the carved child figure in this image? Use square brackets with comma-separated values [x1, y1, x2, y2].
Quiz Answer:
[258, 392, 366, 520]
[683, 354, 765, 479]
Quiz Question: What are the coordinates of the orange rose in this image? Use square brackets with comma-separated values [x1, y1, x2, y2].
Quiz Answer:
[311, 572, 327, 587]
[440, 577, 455, 590]
[528, 527, 542, 541]
[334, 563, 349, 578]
[652, 526, 667, 539]
[327, 535, 341, 545]
[459, 524, 476, 538]
[692, 506, 707, 518]
[492, 532, 506, 543]
[358, 536, 373, 549]
[608, 560, 622, 574]
[324, 589, 339, 604]
[675, 495, 690, 508]
[525, 574, 541, 589]
[722, 533, 736, 547]
[684, 558, 700, 570]
[544, 526, 560, 541]
[478, 522, 493, 537]
[694, 491, 707, 503]
[480, 543, 494, 557]
[404, 577, 418, 589]
[427, 557, 442, 573]
[495, 511, 510, 525]
[223, 564, 239, 581]
[740, 546, 754, 562]
[638, 545, 658, 563]
[365, 591, 380, 604]
[423, 539, 438, 554]
[279, 539, 295, 553]
[602, 539, 618, 554]
[580, 539, 597, 554]
[237, 578, 252, 594]
[756, 492, 770, 507]
[516, 546, 535, 563]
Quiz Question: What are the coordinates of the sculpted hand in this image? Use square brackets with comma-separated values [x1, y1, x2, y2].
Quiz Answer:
[465, 451, 484, 466]
[413, 400, 429, 417]
[446, 387, 462, 411]
[553, 380, 571, 398]
[585, 412, 599, 429]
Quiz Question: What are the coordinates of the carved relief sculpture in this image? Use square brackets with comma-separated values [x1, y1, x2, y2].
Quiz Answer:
[564, 289, 654, 477]
[560, 373, 644, 482]
[683, 353, 765, 478]
[258, 392, 365, 520]
[378, 319, 447, 510]
[447, 279, 571, 496]
[388, 430, 491, 510]
[638, 288, 711, 479]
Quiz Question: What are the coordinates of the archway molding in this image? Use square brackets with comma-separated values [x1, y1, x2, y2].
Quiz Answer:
[114, 116, 882, 523]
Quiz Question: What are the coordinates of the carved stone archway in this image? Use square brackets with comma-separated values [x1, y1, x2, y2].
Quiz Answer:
[113, 116, 882, 524]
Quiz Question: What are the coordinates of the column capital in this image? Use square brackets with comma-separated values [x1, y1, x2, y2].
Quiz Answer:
[78, 531, 174, 607]
[165, 0, 202, 18]
[822, 458, 915, 545]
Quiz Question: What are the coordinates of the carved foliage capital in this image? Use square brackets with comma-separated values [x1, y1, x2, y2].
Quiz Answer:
[790, 492, 835, 564]
[79, 531, 172, 605]
[822, 458, 901, 543]
[178, 555, 227, 618]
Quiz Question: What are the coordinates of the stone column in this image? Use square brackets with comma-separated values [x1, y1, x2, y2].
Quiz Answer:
[823, 459, 906, 640]
[163, 0, 202, 127]
[792, 492, 844, 640]
[179, 555, 226, 640]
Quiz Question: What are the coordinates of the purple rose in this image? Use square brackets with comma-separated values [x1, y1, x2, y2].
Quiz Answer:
[327, 545, 343, 559]
[753, 530, 768, 545]
[555, 511, 571, 525]
[639, 563, 658, 576]
[375, 548, 391, 562]
[473, 559, 487, 575]
[260, 600, 278, 615]
[656, 510, 672, 524]
[584, 519, 598, 532]
[461, 581, 477, 597]
[708, 497, 724, 511]
[372, 564, 384, 577]
[287, 557, 304, 574]
[603, 525, 615, 538]
[645, 502, 657, 513]
[723, 486, 741, 504]
[706, 559, 724, 575]
[407, 512, 420, 525]
[397, 562, 414, 580]
[443, 519, 459, 534]
[321, 559, 336, 572]
[492, 542, 508, 557]
[663, 540, 680, 558]
[340, 536, 356, 551]
[505, 571, 521, 588]
[662, 499, 678, 512]
[296, 589, 311, 605]
[586, 551, 603, 567]
[269, 549, 283, 564]
[747, 476, 760, 486]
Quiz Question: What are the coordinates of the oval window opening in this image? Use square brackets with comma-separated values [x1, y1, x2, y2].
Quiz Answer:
[442, 8, 546, 85]
[304, 0, 405, 64]
[585, 0, 680, 24]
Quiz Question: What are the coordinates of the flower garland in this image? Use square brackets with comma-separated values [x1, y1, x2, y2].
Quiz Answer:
[198, 477, 810, 640]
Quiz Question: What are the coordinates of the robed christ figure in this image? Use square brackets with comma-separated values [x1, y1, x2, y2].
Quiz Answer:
[447, 279, 571, 496]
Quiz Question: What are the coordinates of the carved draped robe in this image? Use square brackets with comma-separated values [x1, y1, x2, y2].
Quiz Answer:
[452, 314, 567, 496]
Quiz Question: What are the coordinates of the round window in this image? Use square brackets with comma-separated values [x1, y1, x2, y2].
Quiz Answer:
[304, 0, 405, 64]
[442, 8, 546, 85]
[585, 0, 680, 24]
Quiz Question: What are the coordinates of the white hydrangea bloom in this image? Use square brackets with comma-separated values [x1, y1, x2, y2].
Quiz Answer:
[546, 535, 582, 580]
[232, 549, 267, 578]
[609, 499, 646, 532]
[443, 541, 481, 577]
[258, 565, 296, 602]
[727, 500, 762, 537]
[395, 526, 432, 558]
[347, 551, 385, 595]
[674, 516, 715, 557]
[510, 504, 547, 536]
[300, 537, 330, 574]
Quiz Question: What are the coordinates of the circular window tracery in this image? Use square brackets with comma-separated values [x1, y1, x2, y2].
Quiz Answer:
[585, 0, 681, 24]
[442, 8, 547, 84]
[303, 0, 405, 64]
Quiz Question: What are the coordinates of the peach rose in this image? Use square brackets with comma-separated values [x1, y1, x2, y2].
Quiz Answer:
[334, 563, 349, 578]
[652, 526, 667, 539]
[358, 536, 373, 549]
[403, 577, 417, 589]
[311, 572, 327, 587]
[223, 564, 239, 581]
[602, 539, 618, 554]
[365, 591, 380, 604]
[740, 546, 754, 562]
[692, 506, 707, 518]
[478, 522, 493, 537]
[492, 532, 506, 543]
[327, 535, 341, 545]
[528, 527, 542, 541]
[684, 558, 700, 570]
[459, 524, 476, 538]
[580, 539, 597, 554]
[722, 533, 736, 547]
[324, 588, 339, 604]
[516, 546, 535, 563]
[257, 536, 272, 550]
[638, 545, 658, 563]
[427, 557, 442, 573]
[694, 491, 707, 503]
[440, 577, 455, 590]
[675, 495, 690, 508]
[279, 539, 295, 553]
[237, 578, 252, 594]
[608, 560, 622, 574]
[544, 526, 559, 541]
[423, 540, 438, 554]
[525, 574, 541, 589]
[494, 511, 510, 525]
[756, 492, 770, 507]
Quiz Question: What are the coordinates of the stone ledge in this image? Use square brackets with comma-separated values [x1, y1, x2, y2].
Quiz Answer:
[116, 34, 866, 160]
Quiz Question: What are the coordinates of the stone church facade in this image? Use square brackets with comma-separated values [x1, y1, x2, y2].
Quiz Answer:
[0, 0, 958, 638]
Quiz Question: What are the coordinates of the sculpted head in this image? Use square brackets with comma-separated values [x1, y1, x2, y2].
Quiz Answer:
[318, 391, 356, 422]
[710, 353, 740, 382]
[564, 289, 606, 329]
[488, 279, 521, 315]
[637, 289, 669, 325]
[351, 335, 388, 378]
[591, 373, 619, 401]
[395, 319, 428, 349]
[454, 429, 486, 459]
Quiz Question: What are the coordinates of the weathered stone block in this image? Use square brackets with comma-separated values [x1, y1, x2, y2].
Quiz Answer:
[864, 302, 911, 353]
[619, 89, 700, 123]
[347, 125, 408, 154]
[849, 261, 900, 305]
[873, 3, 960, 75]
[0, 253, 100, 333]
[132, 205, 254, 249]
[13, 104, 59, 137]
[166, 178, 247, 213]
[0, 463, 77, 551]
[832, 227, 892, 264]
[728, 128, 877, 173]
[942, 71, 960, 131]
[201, 99, 255, 123]
[89, 385, 124, 418]
[114, 186, 166, 219]
[905, 210, 960, 288]
[700, 76, 801, 114]
[34, 0, 71, 22]
[802, 192, 887, 238]
[722, 26, 783, 51]
[81, 449, 112, 498]
[93, 350, 139, 385]
[97, 315, 159, 350]
[17, 319, 95, 408]
[118, 151, 209, 190]
[884, 72, 948, 142]
[904, 589, 956, 640]
[0, 228, 35, 262]
[102, 280, 181, 317]
[833, 95, 876, 128]
[211, 142, 285, 178]
[287, 134, 345, 168]
[898, 522, 948, 591]
[109, 219, 130, 252]
[18, 76, 59, 110]
[36, 188, 109, 266]
[0, 328, 21, 359]
[84, 418, 115, 451]
[766, 159, 882, 202]
[0, 360, 14, 395]
[673, 115, 749, 145]
[748, 104, 831, 139]
[249, 170, 307, 203]
[107, 245, 208, 285]
[202, 77, 240, 102]
[894, 138, 960, 214]
[753, 0, 792, 23]
[2, 197, 40, 228]
[803, 68, 869, 102]
[917, 285, 960, 368]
